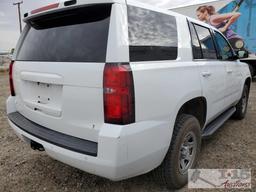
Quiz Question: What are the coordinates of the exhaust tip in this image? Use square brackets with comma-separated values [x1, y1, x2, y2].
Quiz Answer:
[30, 140, 45, 151]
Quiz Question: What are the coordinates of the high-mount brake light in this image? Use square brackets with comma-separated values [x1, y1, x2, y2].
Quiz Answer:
[31, 3, 59, 14]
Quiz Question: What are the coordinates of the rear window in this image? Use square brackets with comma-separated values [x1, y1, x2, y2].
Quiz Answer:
[127, 6, 178, 62]
[17, 4, 112, 62]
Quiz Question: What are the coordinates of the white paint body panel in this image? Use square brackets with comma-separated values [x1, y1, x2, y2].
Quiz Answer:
[197, 60, 227, 123]
[106, 3, 129, 63]
[7, 0, 251, 181]
[12, 61, 105, 142]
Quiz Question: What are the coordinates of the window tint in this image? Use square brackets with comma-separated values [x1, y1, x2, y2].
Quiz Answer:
[194, 24, 217, 59]
[128, 6, 178, 62]
[213, 31, 234, 60]
[188, 22, 202, 59]
[17, 4, 111, 62]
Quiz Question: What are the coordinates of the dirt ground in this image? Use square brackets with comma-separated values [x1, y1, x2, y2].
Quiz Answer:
[0, 72, 255, 192]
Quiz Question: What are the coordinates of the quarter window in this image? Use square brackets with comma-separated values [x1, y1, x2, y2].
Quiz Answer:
[127, 6, 178, 62]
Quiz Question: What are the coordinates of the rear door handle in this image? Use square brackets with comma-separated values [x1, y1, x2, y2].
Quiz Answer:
[227, 70, 233, 74]
[202, 72, 212, 77]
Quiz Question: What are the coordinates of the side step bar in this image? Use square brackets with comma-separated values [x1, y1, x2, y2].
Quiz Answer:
[202, 107, 236, 138]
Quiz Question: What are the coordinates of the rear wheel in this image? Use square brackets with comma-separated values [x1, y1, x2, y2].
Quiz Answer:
[233, 85, 249, 120]
[153, 114, 201, 189]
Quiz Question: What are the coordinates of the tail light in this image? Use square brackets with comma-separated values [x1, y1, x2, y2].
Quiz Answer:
[103, 63, 135, 125]
[9, 61, 15, 96]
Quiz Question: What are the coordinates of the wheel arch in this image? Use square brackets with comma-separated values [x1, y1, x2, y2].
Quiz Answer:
[175, 97, 207, 129]
[244, 77, 251, 92]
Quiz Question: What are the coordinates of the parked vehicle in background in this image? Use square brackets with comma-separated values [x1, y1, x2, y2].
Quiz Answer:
[6, 0, 251, 189]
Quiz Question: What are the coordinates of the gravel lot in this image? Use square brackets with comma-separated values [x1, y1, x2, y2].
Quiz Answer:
[0, 72, 255, 192]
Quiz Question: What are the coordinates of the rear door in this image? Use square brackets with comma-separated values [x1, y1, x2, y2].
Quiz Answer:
[188, 22, 227, 123]
[13, 4, 112, 142]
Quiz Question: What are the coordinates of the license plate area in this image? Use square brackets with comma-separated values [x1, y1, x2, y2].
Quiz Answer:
[33, 82, 62, 105]
[20, 80, 63, 117]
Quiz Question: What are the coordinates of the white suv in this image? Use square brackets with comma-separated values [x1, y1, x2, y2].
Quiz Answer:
[6, 0, 251, 189]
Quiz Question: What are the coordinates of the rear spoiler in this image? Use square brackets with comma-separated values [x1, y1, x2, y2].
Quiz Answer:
[23, 0, 125, 22]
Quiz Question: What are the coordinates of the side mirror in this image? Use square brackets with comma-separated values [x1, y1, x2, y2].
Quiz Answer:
[236, 50, 249, 59]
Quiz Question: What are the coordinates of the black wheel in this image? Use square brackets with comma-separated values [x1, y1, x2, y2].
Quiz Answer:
[153, 114, 201, 189]
[248, 64, 255, 77]
[233, 85, 249, 120]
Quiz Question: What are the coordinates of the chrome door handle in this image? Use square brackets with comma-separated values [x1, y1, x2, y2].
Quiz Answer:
[202, 72, 212, 77]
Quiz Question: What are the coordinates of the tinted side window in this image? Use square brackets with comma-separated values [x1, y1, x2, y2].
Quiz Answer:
[194, 24, 217, 59]
[188, 22, 202, 59]
[128, 6, 178, 62]
[213, 31, 234, 60]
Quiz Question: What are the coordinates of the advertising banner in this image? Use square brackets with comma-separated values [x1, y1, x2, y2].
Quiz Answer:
[171, 0, 256, 55]
[218, 0, 256, 54]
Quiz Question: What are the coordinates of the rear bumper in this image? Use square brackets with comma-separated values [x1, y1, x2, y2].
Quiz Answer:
[8, 112, 98, 156]
[6, 96, 171, 181]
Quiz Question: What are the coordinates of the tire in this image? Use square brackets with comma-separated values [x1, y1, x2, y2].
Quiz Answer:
[153, 114, 201, 189]
[233, 85, 249, 120]
[248, 64, 255, 77]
